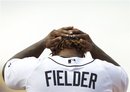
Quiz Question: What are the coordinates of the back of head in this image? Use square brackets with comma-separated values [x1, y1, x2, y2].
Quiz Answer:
[50, 32, 91, 57]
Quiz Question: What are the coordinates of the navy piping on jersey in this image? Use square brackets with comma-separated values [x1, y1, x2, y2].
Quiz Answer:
[48, 57, 95, 67]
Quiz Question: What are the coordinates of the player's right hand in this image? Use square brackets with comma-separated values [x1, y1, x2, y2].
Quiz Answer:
[44, 26, 74, 49]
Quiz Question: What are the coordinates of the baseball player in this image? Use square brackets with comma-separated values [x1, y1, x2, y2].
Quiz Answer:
[3, 27, 128, 92]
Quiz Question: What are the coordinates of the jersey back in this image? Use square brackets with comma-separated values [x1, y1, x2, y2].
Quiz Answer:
[26, 56, 115, 92]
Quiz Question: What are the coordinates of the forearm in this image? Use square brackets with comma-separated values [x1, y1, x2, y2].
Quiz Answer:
[90, 43, 120, 66]
[2, 39, 46, 80]
[9, 39, 46, 59]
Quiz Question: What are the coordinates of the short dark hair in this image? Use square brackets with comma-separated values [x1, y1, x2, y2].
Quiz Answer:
[50, 36, 89, 57]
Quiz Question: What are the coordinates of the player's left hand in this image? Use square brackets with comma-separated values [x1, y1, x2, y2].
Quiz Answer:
[68, 29, 94, 51]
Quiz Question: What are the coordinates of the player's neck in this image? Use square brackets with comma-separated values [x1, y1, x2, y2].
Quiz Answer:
[58, 48, 83, 58]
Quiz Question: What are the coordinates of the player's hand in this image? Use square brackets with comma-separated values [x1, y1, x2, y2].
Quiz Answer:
[44, 26, 94, 52]
[44, 26, 75, 49]
[76, 34, 93, 51]
[64, 28, 94, 51]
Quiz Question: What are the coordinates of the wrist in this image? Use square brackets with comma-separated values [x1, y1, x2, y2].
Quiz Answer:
[90, 42, 96, 52]
[38, 39, 46, 50]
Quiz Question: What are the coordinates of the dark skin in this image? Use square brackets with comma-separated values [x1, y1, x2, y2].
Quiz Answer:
[2, 26, 119, 80]
[50, 27, 120, 66]
[69, 29, 120, 66]
[7, 27, 75, 59]
[2, 26, 75, 79]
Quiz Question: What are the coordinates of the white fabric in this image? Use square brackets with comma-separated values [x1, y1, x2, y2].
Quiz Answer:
[4, 56, 128, 92]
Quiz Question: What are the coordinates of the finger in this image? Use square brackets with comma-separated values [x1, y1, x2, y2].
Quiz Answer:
[51, 27, 85, 38]
[52, 26, 73, 35]
[53, 29, 85, 37]
[52, 27, 83, 37]
[69, 28, 85, 34]
[80, 39, 92, 51]
[46, 37, 61, 48]
[62, 34, 90, 41]
[73, 34, 92, 42]
[61, 26, 73, 30]
[51, 29, 73, 37]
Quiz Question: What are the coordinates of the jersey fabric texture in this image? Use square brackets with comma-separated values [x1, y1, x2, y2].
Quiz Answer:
[4, 56, 128, 92]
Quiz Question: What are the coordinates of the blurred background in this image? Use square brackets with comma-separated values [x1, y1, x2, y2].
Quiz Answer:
[0, 0, 130, 92]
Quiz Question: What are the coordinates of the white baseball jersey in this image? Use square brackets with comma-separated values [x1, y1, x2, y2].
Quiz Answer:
[4, 56, 128, 92]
